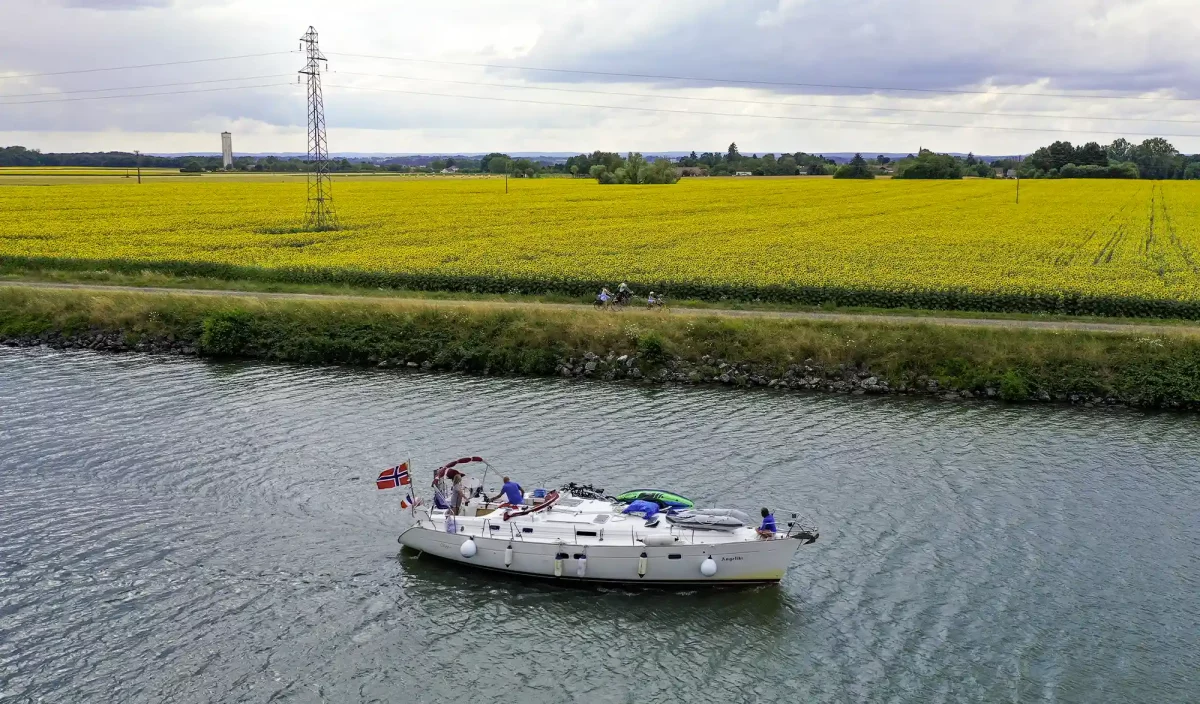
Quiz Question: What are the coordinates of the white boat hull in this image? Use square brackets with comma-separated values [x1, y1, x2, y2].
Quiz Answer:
[398, 520, 804, 585]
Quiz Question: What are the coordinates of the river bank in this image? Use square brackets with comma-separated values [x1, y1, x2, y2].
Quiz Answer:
[2, 285, 1199, 410]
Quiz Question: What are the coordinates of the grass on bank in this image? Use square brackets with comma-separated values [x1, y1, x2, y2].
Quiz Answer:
[4, 264, 1199, 329]
[3, 286, 1199, 407]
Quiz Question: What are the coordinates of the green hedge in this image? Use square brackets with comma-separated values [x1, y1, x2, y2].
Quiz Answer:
[4, 285, 1200, 408]
[6, 254, 1200, 320]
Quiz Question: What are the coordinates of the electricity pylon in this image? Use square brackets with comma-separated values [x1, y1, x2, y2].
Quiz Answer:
[298, 26, 337, 230]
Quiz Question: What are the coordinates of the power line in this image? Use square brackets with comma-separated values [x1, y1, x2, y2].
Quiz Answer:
[0, 82, 295, 105]
[0, 74, 292, 99]
[0, 51, 298, 81]
[334, 69, 1200, 125]
[327, 51, 1200, 103]
[322, 83, 1200, 138]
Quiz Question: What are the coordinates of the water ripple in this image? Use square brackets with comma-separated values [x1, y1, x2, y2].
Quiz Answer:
[1, 347, 1198, 703]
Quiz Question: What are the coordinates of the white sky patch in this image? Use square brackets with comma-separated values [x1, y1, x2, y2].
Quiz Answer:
[2, 0, 1199, 154]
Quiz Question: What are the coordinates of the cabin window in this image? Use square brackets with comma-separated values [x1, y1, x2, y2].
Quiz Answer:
[668, 554, 682, 560]
[592, 515, 610, 524]
[576, 530, 597, 537]
[522, 527, 533, 534]
[572, 553, 585, 559]
[489, 525, 500, 531]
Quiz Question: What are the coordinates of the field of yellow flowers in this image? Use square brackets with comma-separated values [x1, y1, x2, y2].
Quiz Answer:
[2, 176, 1200, 317]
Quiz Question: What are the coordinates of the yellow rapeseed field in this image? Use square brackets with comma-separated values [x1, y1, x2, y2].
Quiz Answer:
[2, 177, 1199, 312]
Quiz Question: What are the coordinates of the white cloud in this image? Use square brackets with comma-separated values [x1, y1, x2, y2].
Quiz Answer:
[2, 0, 1198, 155]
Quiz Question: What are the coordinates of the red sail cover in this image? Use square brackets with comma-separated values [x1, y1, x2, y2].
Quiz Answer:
[432, 456, 487, 484]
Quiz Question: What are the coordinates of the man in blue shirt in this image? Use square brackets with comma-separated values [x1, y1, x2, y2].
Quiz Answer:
[490, 476, 524, 506]
[756, 507, 777, 538]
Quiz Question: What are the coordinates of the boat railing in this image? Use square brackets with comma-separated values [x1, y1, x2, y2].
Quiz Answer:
[773, 507, 819, 541]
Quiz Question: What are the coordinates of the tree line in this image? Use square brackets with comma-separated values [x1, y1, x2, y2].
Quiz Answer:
[1011, 138, 1200, 180]
[673, 144, 837, 175]
[7, 137, 1200, 180]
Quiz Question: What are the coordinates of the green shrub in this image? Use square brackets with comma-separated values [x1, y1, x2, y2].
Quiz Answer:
[198, 309, 254, 356]
[998, 370, 1030, 401]
[637, 331, 666, 362]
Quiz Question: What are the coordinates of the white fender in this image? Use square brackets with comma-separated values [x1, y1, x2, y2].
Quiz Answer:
[640, 535, 677, 547]
[638, 552, 648, 577]
[554, 556, 563, 577]
[576, 555, 587, 578]
[700, 557, 717, 577]
[504, 544, 513, 567]
[459, 538, 477, 558]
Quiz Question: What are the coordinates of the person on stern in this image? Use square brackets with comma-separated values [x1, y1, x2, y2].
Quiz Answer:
[489, 476, 525, 506]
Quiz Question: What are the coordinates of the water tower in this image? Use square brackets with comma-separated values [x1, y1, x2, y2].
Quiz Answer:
[221, 131, 233, 169]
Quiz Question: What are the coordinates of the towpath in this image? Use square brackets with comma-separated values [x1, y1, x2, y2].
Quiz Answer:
[3, 280, 1198, 336]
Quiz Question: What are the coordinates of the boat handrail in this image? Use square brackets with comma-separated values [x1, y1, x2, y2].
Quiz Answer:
[771, 507, 818, 539]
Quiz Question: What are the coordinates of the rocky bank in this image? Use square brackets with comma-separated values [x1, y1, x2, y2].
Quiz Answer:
[1, 327, 1178, 410]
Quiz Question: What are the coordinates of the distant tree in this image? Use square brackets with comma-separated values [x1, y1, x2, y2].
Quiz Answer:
[877, 155, 891, 165]
[965, 152, 977, 166]
[833, 153, 875, 179]
[0, 145, 42, 166]
[726, 142, 740, 163]
[1074, 141, 1108, 167]
[1028, 142, 1079, 173]
[1059, 162, 1140, 178]
[894, 149, 964, 179]
[1047, 141, 1078, 171]
[590, 153, 677, 184]
[1130, 137, 1178, 179]
[1106, 138, 1132, 163]
[806, 162, 828, 176]
[481, 153, 510, 173]
[642, 157, 679, 184]
[626, 152, 648, 176]
[973, 162, 994, 178]
[510, 157, 537, 176]
[179, 159, 203, 173]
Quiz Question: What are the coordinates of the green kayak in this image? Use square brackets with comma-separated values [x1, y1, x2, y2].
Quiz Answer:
[614, 489, 695, 509]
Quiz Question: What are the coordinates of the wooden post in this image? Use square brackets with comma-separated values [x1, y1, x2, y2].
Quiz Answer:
[134, 150, 142, 184]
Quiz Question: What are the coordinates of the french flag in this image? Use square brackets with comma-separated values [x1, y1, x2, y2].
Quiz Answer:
[376, 462, 410, 490]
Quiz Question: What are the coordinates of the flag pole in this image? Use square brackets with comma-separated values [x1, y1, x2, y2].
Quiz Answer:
[408, 458, 416, 517]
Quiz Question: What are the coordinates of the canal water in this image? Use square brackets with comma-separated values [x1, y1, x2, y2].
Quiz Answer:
[1, 347, 1196, 703]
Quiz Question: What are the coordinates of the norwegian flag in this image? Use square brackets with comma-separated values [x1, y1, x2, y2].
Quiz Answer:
[376, 462, 410, 490]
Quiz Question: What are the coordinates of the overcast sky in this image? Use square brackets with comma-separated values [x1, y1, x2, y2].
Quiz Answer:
[2, 0, 1199, 155]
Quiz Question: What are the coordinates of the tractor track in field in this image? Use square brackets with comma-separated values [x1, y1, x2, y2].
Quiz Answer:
[4, 279, 1200, 336]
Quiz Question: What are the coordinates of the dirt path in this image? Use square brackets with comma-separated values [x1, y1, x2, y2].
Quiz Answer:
[4, 279, 1198, 336]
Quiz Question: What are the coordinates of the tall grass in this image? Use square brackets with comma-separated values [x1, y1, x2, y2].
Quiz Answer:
[3, 286, 1199, 406]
